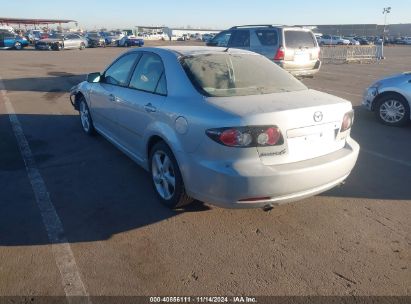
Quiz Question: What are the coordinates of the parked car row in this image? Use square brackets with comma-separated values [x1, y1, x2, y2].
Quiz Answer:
[316, 35, 380, 46]
[35, 33, 88, 50]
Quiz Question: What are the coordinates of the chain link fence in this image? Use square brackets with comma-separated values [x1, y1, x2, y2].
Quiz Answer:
[320, 45, 383, 63]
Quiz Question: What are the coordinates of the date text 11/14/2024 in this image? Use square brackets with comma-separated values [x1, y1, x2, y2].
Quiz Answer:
[149, 296, 258, 303]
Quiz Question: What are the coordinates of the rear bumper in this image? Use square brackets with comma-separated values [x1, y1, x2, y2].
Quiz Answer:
[179, 137, 359, 208]
[276, 60, 321, 77]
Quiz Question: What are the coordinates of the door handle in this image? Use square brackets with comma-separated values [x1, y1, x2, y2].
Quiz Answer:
[144, 103, 157, 113]
[109, 94, 116, 102]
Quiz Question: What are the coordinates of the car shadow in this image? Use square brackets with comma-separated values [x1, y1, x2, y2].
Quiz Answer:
[322, 106, 411, 200]
[1, 73, 87, 93]
[0, 113, 210, 247]
[0, 106, 409, 247]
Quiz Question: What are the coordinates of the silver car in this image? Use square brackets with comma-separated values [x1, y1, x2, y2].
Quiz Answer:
[363, 72, 411, 126]
[70, 46, 359, 209]
[35, 33, 87, 51]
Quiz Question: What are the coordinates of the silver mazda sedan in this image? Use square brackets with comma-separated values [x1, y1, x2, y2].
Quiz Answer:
[70, 46, 359, 209]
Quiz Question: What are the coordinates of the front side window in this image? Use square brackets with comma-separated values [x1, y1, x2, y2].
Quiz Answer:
[181, 53, 307, 97]
[103, 53, 140, 86]
[211, 31, 232, 47]
[129, 53, 166, 94]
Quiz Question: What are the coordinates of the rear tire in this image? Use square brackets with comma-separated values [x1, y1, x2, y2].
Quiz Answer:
[149, 141, 193, 209]
[375, 93, 410, 127]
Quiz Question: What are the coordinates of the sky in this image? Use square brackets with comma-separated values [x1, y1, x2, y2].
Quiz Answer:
[1, 0, 409, 30]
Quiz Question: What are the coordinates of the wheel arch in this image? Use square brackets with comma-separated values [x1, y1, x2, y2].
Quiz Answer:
[145, 128, 186, 174]
[373, 91, 409, 112]
[70, 91, 87, 111]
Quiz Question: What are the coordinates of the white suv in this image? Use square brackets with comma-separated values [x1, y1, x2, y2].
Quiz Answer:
[207, 25, 321, 77]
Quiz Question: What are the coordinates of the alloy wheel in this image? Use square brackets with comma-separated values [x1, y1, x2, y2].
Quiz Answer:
[151, 151, 176, 200]
[79, 102, 90, 132]
[379, 99, 405, 123]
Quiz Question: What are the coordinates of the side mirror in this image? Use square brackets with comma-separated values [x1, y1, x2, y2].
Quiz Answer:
[87, 72, 101, 83]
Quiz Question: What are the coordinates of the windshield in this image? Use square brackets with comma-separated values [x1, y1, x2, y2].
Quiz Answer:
[181, 53, 307, 97]
[88, 33, 100, 37]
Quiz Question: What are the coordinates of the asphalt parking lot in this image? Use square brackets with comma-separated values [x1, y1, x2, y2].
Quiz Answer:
[0, 42, 410, 298]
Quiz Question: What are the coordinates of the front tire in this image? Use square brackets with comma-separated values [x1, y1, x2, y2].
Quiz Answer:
[149, 142, 193, 209]
[375, 93, 410, 127]
[79, 42, 85, 50]
[79, 98, 96, 135]
[53, 43, 62, 51]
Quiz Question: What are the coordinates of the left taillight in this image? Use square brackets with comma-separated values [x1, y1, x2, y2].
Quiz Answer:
[340, 110, 354, 132]
[206, 126, 284, 148]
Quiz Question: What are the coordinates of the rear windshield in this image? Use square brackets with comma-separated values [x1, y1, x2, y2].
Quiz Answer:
[180, 53, 307, 97]
[284, 31, 316, 48]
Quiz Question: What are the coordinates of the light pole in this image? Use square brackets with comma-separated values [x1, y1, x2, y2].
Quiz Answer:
[382, 7, 391, 40]
[381, 6, 391, 59]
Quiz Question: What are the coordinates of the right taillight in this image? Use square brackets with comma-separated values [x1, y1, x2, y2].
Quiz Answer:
[341, 110, 354, 132]
[206, 126, 284, 147]
[274, 46, 285, 61]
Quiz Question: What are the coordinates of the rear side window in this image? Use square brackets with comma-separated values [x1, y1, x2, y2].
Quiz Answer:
[228, 30, 250, 47]
[284, 31, 316, 48]
[129, 53, 166, 94]
[255, 29, 278, 46]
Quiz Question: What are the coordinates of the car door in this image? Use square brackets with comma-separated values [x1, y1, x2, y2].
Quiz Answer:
[70, 34, 82, 48]
[64, 34, 78, 48]
[254, 29, 279, 59]
[0, 32, 5, 48]
[3, 32, 15, 48]
[227, 30, 250, 50]
[89, 52, 141, 141]
[115, 52, 167, 159]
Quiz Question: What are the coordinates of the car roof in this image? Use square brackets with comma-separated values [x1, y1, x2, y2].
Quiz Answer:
[229, 25, 312, 31]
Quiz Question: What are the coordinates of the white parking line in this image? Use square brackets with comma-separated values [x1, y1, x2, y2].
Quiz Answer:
[0, 78, 90, 303]
[362, 148, 411, 168]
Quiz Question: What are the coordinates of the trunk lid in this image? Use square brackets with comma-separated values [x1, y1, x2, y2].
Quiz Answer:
[206, 89, 352, 165]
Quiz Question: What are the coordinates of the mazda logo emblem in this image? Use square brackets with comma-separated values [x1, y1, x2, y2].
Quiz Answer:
[313, 111, 323, 122]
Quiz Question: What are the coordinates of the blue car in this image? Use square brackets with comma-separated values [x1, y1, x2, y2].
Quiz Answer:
[0, 31, 29, 50]
[117, 35, 144, 47]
